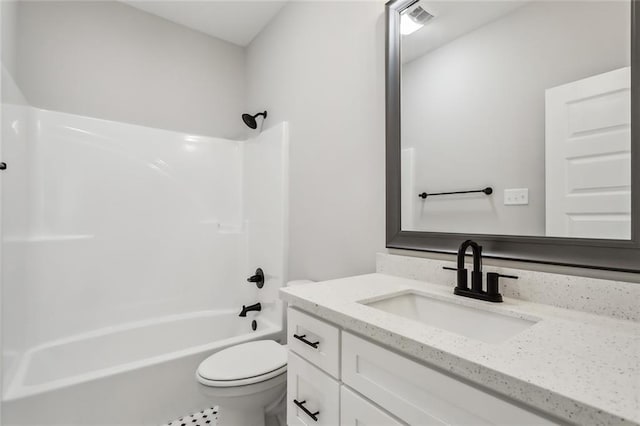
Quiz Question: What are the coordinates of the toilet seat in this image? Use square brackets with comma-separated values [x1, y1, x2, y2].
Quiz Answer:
[197, 340, 287, 388]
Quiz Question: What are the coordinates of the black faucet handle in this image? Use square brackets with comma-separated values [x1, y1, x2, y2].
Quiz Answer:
[443, 266, 468, 290]
[487, 272, 518, 283]
[496, 273, 518, 280]
[486, 272, 518, 301]
[247, 268, 265, 289]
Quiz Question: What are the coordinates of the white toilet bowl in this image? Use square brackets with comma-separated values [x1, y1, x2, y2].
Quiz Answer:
[196, 340, 287, 426]
[196, 280, 314, 426]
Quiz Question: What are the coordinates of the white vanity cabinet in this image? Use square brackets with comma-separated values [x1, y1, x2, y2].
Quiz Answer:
[287, 307, 560, 426]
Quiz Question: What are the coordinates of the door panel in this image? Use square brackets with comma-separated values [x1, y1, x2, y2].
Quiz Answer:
[545, 67, 631, 239]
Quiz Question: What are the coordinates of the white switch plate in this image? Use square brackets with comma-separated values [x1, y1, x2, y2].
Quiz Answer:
[504, 188, 529, 205]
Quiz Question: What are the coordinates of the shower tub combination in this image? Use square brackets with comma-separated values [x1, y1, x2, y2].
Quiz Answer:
[1, 105, 289, 425]
[4, 311, 281, 425]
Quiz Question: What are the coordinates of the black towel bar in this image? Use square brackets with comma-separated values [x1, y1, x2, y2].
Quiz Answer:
[419, 187, 493, 199]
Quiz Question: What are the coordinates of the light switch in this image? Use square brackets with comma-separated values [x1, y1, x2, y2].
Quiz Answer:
[504, 188, 529, 205]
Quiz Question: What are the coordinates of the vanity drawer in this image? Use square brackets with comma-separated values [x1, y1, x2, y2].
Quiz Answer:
[287, 351, 340, 426]
[342, 332, 557, 426]
[287, 307, 340, 378]
[341, 386, 406, 426]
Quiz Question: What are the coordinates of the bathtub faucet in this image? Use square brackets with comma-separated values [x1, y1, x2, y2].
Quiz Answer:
[239, 302, 262, 317]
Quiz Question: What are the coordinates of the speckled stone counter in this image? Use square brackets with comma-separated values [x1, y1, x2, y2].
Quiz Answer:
[280, 274, 640, 426]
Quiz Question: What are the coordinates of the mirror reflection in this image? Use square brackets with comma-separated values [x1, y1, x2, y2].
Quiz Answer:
[400, 0, 632, 239]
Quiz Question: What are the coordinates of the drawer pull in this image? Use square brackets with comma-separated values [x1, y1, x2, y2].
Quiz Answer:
[293, 399, 319, 421]
[293, 333, 319, 349]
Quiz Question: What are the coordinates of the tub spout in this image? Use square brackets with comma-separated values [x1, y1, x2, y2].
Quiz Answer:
[239, 302, 262, 317]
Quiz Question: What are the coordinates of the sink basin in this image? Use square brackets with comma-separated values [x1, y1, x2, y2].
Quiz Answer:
[361, 291, 537, 344]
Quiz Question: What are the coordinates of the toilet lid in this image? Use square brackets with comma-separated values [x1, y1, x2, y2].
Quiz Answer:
[197, 340, 287, 387]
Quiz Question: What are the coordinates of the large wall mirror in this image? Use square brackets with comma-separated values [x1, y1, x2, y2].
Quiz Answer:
[386, 0, 640, 272]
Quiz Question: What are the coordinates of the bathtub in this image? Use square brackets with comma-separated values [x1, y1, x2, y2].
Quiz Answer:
[2, 310, 282, 425]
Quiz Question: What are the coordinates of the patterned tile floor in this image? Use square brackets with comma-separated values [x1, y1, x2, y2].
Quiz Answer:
[164, 407, 219, 426]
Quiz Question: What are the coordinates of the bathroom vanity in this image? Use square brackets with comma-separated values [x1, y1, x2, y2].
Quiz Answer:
[280, 255, 640, 426]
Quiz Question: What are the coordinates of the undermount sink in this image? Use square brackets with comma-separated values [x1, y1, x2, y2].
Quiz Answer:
[361, 291, 537, 344]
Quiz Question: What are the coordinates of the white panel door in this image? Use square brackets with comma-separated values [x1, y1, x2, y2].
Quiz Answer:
[545, 67, 631, 239]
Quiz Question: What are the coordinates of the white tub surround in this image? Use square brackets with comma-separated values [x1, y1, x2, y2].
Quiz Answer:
[1, 107, 289, 424]
[280, 273, 640, 425]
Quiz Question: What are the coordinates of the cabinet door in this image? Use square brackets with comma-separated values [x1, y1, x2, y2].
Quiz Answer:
[342, 332, 558, 425]
[287, 351, 340, 426]
[288, 308, 340, 378]
[341, 386, 406, 426]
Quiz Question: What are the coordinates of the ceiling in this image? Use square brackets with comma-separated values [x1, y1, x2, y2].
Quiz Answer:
[402, 1, 529, 63]
[122, 1, 288, 47]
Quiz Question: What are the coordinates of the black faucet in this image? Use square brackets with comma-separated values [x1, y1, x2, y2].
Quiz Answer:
[457, 239, 483, 293]
[444, 240, 516, 303]
[239, 302, 262, 317]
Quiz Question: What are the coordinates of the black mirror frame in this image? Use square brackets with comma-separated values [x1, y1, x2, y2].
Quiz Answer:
[385, 0, 640, 273]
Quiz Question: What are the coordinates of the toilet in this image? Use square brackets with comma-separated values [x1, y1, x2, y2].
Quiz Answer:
[196, 280, 313, 426]
[197, 340, 287, 426]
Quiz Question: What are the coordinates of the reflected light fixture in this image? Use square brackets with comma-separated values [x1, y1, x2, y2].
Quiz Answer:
[401, 5, 434, 36]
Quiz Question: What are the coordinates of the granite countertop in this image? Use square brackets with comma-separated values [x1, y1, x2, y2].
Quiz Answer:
[280, 273, 640, 426]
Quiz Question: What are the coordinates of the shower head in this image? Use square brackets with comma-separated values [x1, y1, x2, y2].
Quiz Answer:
[242, 111, 267, 129]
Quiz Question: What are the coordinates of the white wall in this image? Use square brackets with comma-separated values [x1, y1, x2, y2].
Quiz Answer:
[244, 0, 634, 283]
[1, 1, 25, 105]
[246, 1, 386, 281]
[15, 1, 246, 139]
[401, 1, 630, 236]
[1, 1, 17, 79]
